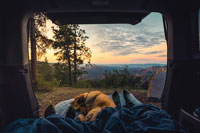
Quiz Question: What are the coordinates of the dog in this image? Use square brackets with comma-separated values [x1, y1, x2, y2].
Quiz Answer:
[71, 91, 116, 121]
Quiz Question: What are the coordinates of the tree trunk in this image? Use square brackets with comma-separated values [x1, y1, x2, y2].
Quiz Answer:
[30, 16, 38, 90]
[68, 59, 72, 86]
[66, 47, 72, 86]
[73, 30, 77, 83]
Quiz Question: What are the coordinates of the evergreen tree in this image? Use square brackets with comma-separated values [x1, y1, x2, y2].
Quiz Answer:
[52, 24, 91, 86]
[52, 25, 73, 86]
[37, 58, 59, 90]
[37, 58, 54, 82]
[71, 24, 91, 83]
[29, 12, 53, 90]
[53, 63, 69, 87]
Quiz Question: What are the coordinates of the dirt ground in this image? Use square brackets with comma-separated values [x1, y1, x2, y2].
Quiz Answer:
[35, 87, 161, 117]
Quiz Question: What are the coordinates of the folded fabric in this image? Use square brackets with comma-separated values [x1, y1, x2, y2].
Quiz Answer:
[3, 104, 185, 133]
[193, 107, 200, 119]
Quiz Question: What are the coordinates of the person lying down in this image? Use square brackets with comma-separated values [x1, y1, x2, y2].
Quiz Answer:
[3, 90, 185, 133]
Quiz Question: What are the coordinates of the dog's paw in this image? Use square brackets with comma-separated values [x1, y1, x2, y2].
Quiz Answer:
[78, 114, 87, 121]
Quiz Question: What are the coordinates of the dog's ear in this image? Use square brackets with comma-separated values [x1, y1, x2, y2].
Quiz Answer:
[77, 95, 85, 104]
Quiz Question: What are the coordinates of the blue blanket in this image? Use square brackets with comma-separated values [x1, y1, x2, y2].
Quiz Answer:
[3, 104, 185, 133]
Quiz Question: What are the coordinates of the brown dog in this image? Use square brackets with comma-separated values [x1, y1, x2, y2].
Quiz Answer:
[71, 91, 116, 121]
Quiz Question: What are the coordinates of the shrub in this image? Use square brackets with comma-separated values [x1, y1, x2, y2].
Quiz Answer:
[72, 80, 92, 88]
[36, 59, 59, 92]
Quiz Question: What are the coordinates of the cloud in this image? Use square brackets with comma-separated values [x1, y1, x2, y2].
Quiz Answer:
[131, 59, 150, 61]
[81, 14, 165, 56]
[91, 23, 165, 56]
[156, 54, 167, 57]
[144, 50, 165, 55]
[96, 40, 142, 56]
[130, 58, 167, 64]
[117, 49, 140, 56]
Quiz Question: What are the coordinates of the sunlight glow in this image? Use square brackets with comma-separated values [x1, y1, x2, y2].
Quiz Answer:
[38, 13, 167, 64]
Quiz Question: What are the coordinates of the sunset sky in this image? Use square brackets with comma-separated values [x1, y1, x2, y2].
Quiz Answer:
[40, 12, 167, 64]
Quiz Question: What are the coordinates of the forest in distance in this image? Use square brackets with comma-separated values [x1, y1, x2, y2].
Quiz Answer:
[36, 59, 166, 92]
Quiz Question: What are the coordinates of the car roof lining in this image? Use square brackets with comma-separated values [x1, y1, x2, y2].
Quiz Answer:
[46, 11, 150, 25]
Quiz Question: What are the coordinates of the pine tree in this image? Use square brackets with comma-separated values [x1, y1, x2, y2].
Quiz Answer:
[52, 24, 91, 86]
[29, 13, 53, 90]
[71, 24, 91, 83]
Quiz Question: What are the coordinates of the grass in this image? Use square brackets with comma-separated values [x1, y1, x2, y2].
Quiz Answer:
[35, 87, 161, 117]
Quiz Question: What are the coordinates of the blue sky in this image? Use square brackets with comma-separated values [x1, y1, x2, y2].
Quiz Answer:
[79, 12, 167, 64]
[44, 12, 167, 64]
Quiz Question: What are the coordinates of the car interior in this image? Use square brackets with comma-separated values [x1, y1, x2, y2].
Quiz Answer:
[0, 0, 200, 132]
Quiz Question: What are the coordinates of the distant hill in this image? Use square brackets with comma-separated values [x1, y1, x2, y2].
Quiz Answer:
[97, 63, 166, 69]
[81, 64, 166, 80]
[36, 61, 166, 80]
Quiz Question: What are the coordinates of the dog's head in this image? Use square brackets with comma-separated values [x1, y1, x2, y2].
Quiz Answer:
[71, 93, 88, 114]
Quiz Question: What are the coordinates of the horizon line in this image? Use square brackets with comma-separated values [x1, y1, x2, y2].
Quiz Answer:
[43, 62, 167, 65]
